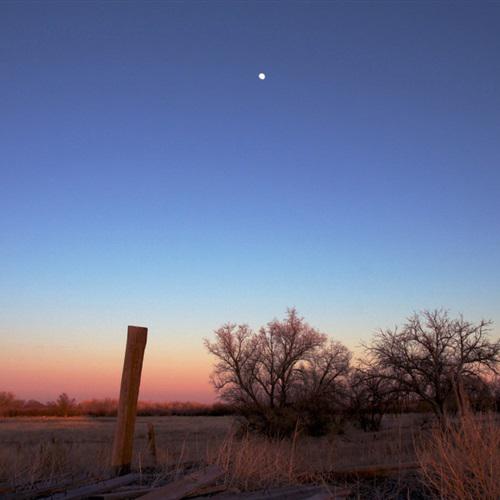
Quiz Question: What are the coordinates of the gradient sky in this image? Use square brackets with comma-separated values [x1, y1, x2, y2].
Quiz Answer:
[1, 1, 499, 403]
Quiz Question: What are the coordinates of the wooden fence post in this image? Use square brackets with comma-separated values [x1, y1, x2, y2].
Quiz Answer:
[147, 422, 158, 467]
[111, 325, 148, 475]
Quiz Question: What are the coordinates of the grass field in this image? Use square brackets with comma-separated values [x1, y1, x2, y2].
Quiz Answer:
[0, 414, 422, 492]
[0, 416, 232, 486]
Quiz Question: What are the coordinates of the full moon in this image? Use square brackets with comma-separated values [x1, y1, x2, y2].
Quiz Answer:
[258, 72, 266, 80]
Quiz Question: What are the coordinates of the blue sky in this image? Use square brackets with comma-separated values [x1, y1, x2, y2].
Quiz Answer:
[1, 1, 499, 400]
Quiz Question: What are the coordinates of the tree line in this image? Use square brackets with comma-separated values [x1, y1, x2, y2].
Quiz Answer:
[205, 308, 500, 436]
[0, 393, 233, 418]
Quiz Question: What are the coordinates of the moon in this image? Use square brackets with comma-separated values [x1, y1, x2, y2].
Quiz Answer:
[258, 72, 266, 80]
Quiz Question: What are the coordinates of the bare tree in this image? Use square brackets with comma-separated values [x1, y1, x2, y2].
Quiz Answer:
[55, 392, 76, 417]
[0, 392, 16, 417]
[347, 367, 400, 431]
[294, 339, 352, 435]
[204, 309, 351, 435]
[364, 310, 499, 421]
[295, 339, 351, 402]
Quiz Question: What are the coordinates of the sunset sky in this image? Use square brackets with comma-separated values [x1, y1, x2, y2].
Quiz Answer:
[1, 1, 499, 403]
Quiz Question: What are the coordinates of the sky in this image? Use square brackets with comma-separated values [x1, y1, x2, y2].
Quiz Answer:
[1, 1, 499, 403]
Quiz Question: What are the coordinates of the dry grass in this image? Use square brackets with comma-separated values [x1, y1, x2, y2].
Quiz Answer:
[0, 414, 424, 493]
[418, 412, 500, 500]
[208, 415, 420, 491]
[0, 416, 232, 488]
[211, 427, 301, 490]
[3, 413, 500, 497]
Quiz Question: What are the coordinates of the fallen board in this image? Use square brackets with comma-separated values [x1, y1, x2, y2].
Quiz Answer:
[90, 487, 155, 500]
[298, 461, 420, 482]
[96, 483, 229, 500]
[51, 474, 140, 500]
[0, 483, 12, 494]
[3, 475, 94, 500]
[211, 485, 336, 500]
[139, 465, 224, 500]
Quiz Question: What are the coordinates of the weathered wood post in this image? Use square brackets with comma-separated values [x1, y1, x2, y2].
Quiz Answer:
[147, 422, 158, 467]
[112, 325, 148, 475]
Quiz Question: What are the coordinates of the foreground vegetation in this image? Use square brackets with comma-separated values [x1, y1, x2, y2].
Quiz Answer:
[0, 413, 425, 495]
[0, 413, 498, 498]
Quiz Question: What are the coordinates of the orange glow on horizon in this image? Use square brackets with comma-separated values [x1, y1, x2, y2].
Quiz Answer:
[0, 336, 218, 404]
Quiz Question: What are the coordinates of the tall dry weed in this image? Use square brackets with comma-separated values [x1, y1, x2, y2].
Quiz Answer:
[418, 412, 500, 499]
[210, 427, 303, 491]
[0, 439, 110, 489]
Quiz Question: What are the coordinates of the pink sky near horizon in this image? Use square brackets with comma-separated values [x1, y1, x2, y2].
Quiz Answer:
[1, 363, 216, 404]
[1, 331, 217, 403]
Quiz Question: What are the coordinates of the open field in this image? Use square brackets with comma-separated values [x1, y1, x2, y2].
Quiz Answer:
[0, 416, 232, 486]
[0, 414, 423, 494]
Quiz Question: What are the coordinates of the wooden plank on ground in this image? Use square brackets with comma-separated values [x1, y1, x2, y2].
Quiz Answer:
[329, 487, 352, 500]
[4, 477, 85, 500]
[52, 473, 140, 500]
[211, 485, 332, 500]
[91, 487, 154, 499]
[302, 494, 331, 500]
[4, 472, 104, 500]
[139, 465, 224, 500]
[183, 484, 227, 498]
[305, 489, 352, 500]
[0, 483, 13, 495]
[330, 461, 419, 480]
[298, 461, 419, 482]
